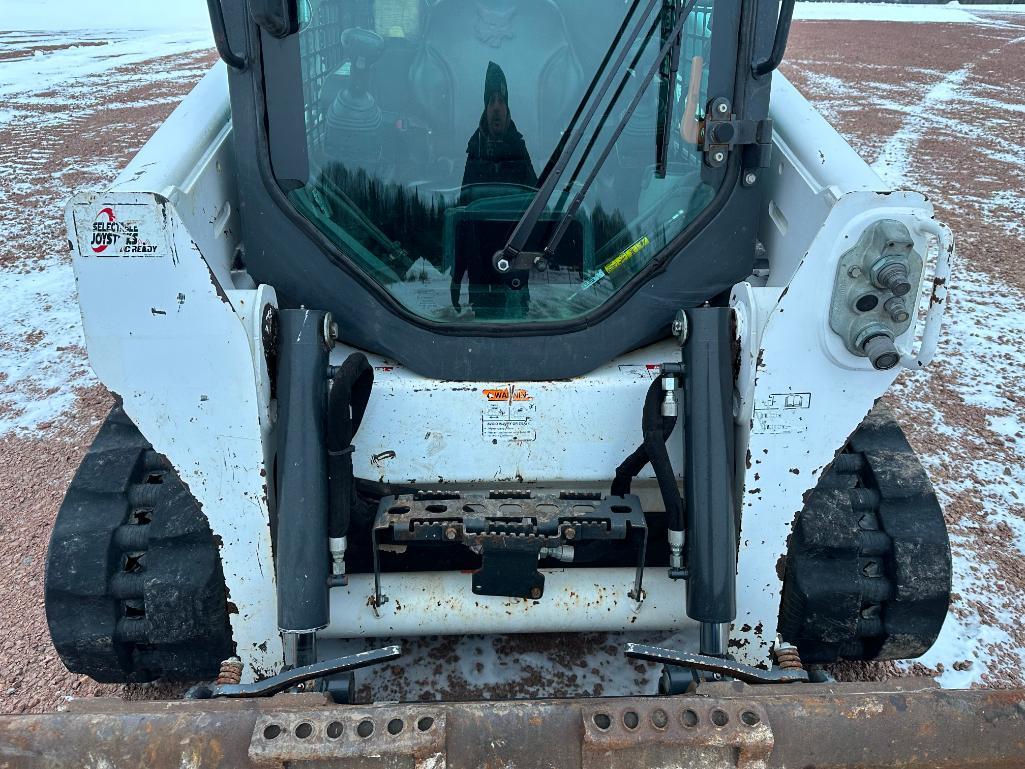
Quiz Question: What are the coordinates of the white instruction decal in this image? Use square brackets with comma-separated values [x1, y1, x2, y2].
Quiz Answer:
[481, 385, 536, 442]
[752, 392, 812, 435]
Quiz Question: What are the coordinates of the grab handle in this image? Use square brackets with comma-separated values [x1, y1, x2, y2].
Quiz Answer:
[752, 0, 796, 77]
[207, 0, 246, 70]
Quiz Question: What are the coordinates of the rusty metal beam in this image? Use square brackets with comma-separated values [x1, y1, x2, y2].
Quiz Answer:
[1, 681, 1023, 768]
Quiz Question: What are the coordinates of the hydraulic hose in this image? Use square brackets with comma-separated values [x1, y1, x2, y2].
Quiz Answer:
[327, 353, 374, 547]
[611, 375, 684, 532]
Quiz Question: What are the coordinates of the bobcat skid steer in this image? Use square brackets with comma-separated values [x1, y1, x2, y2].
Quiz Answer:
[5, 0, 1023, 766]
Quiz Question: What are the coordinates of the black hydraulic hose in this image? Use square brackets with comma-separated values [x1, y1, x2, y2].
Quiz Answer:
[611, 376, 684, 532]
[327, 353, 374, 541]
[612, 378, 670, 494]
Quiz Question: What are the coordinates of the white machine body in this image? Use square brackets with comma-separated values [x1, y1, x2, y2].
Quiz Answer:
[66, 64, 951, 679]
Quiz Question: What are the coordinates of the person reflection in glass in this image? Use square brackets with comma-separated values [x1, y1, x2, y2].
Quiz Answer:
[451, 62, 538, 319]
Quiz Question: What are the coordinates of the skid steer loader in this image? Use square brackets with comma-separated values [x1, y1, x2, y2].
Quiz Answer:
[5, 0, 1023, 766]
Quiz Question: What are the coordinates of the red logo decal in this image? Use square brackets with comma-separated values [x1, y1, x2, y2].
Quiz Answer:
[90, 207, 118, 254]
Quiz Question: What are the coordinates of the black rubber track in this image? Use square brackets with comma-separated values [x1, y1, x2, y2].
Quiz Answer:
[778, 403, 952, 663]
[44, 404, 234, 683]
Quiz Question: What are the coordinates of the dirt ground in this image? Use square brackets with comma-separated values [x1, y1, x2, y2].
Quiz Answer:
[1, 16, 1023, 714]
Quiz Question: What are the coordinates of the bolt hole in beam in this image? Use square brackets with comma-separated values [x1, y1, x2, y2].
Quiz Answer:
[651, 709, 668, 729]
[417, 716, 435, 732]
[357, 720, 375, 738]
[711, 709, 729, 727]
[623, 711, 639, 730]
[263, 724, 282, 740]
[326, 721, 343, 739]
[741, 710, 760, 726]
[387, 718, 404, 735]
[593, 713, 612, 730]
[295, 722, 313, 739]
[682, 709, 699, 727]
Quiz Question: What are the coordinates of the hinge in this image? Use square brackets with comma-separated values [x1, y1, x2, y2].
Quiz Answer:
[699, 97, 773, 171]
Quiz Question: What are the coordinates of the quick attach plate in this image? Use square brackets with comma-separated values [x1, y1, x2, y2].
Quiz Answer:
[372, 491, 647, 602]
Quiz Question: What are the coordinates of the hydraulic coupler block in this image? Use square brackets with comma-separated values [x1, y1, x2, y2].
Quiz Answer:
[829, 219, 924, 370]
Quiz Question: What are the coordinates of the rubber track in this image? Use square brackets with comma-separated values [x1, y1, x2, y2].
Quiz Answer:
[778, 403, 952, 663]
[44, 404, 234, 683]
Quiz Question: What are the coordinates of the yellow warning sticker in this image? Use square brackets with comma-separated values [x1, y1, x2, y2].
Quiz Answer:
[603, 235, 651, 275]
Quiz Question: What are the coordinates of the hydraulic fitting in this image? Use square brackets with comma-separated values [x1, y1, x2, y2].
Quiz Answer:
[862, 333, 900, 371]
[329, 535, 347, 576]
[539, 545, 574, 562]
[871, 258, 912, 297]
[884, 295, 910, 323]
[668, 528, 685, 570]
[661, 374, 679, 418]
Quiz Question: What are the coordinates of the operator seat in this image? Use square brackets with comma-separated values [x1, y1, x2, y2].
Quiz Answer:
[409, 0, 583, 171]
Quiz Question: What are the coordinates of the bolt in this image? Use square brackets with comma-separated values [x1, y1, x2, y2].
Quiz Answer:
[322, 312, 336, 347]
[743, 171, 758, 186]
[496, 258, 510, 273]
[444, 526, 458, 541]
[563, 526, 576, 541]
[529, 587, 542, 600]
[672, 319, 684, 335]
[848, 265, 863, 279]
[716, 101, 729, 114]
[712, 151, 725, 163]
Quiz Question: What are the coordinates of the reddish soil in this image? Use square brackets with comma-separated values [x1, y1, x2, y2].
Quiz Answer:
[1, 16, 1023, 714]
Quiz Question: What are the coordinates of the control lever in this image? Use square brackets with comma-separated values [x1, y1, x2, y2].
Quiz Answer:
[187, 645, 402, 699]
[624, 643, 808, 684]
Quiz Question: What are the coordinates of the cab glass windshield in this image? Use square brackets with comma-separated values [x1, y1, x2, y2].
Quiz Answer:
[288, 0, 717, 323]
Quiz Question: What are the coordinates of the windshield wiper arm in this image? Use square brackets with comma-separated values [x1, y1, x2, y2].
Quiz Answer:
[537, 0, 645, 185]
[496, 0, 699, 276]
[656, 0, 685, 178]
[495, 0, 661, 274]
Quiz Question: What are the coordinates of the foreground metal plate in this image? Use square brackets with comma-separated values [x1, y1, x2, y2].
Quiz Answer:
[1, 680, 1023, 768]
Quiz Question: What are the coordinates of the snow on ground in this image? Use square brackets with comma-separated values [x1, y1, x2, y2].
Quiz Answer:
[0, 27, 213, 435]
[794, 1, 1025, 24]
[0, 0, 210, 31]
[1, 4, 1024, 713]
[0, 25, 218, 714]
[784, 10, 1025, 689]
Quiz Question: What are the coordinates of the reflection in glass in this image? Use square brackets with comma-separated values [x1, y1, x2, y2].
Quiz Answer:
[288, 0, 716, 323]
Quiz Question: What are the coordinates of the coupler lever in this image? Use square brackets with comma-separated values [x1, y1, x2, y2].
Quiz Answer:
[188, 645, 402, 699]
[624, 643, 808, 684]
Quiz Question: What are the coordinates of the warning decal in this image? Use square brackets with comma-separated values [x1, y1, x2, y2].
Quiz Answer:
[482, 385, 536, 441]
[74, 204, 170, 257]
